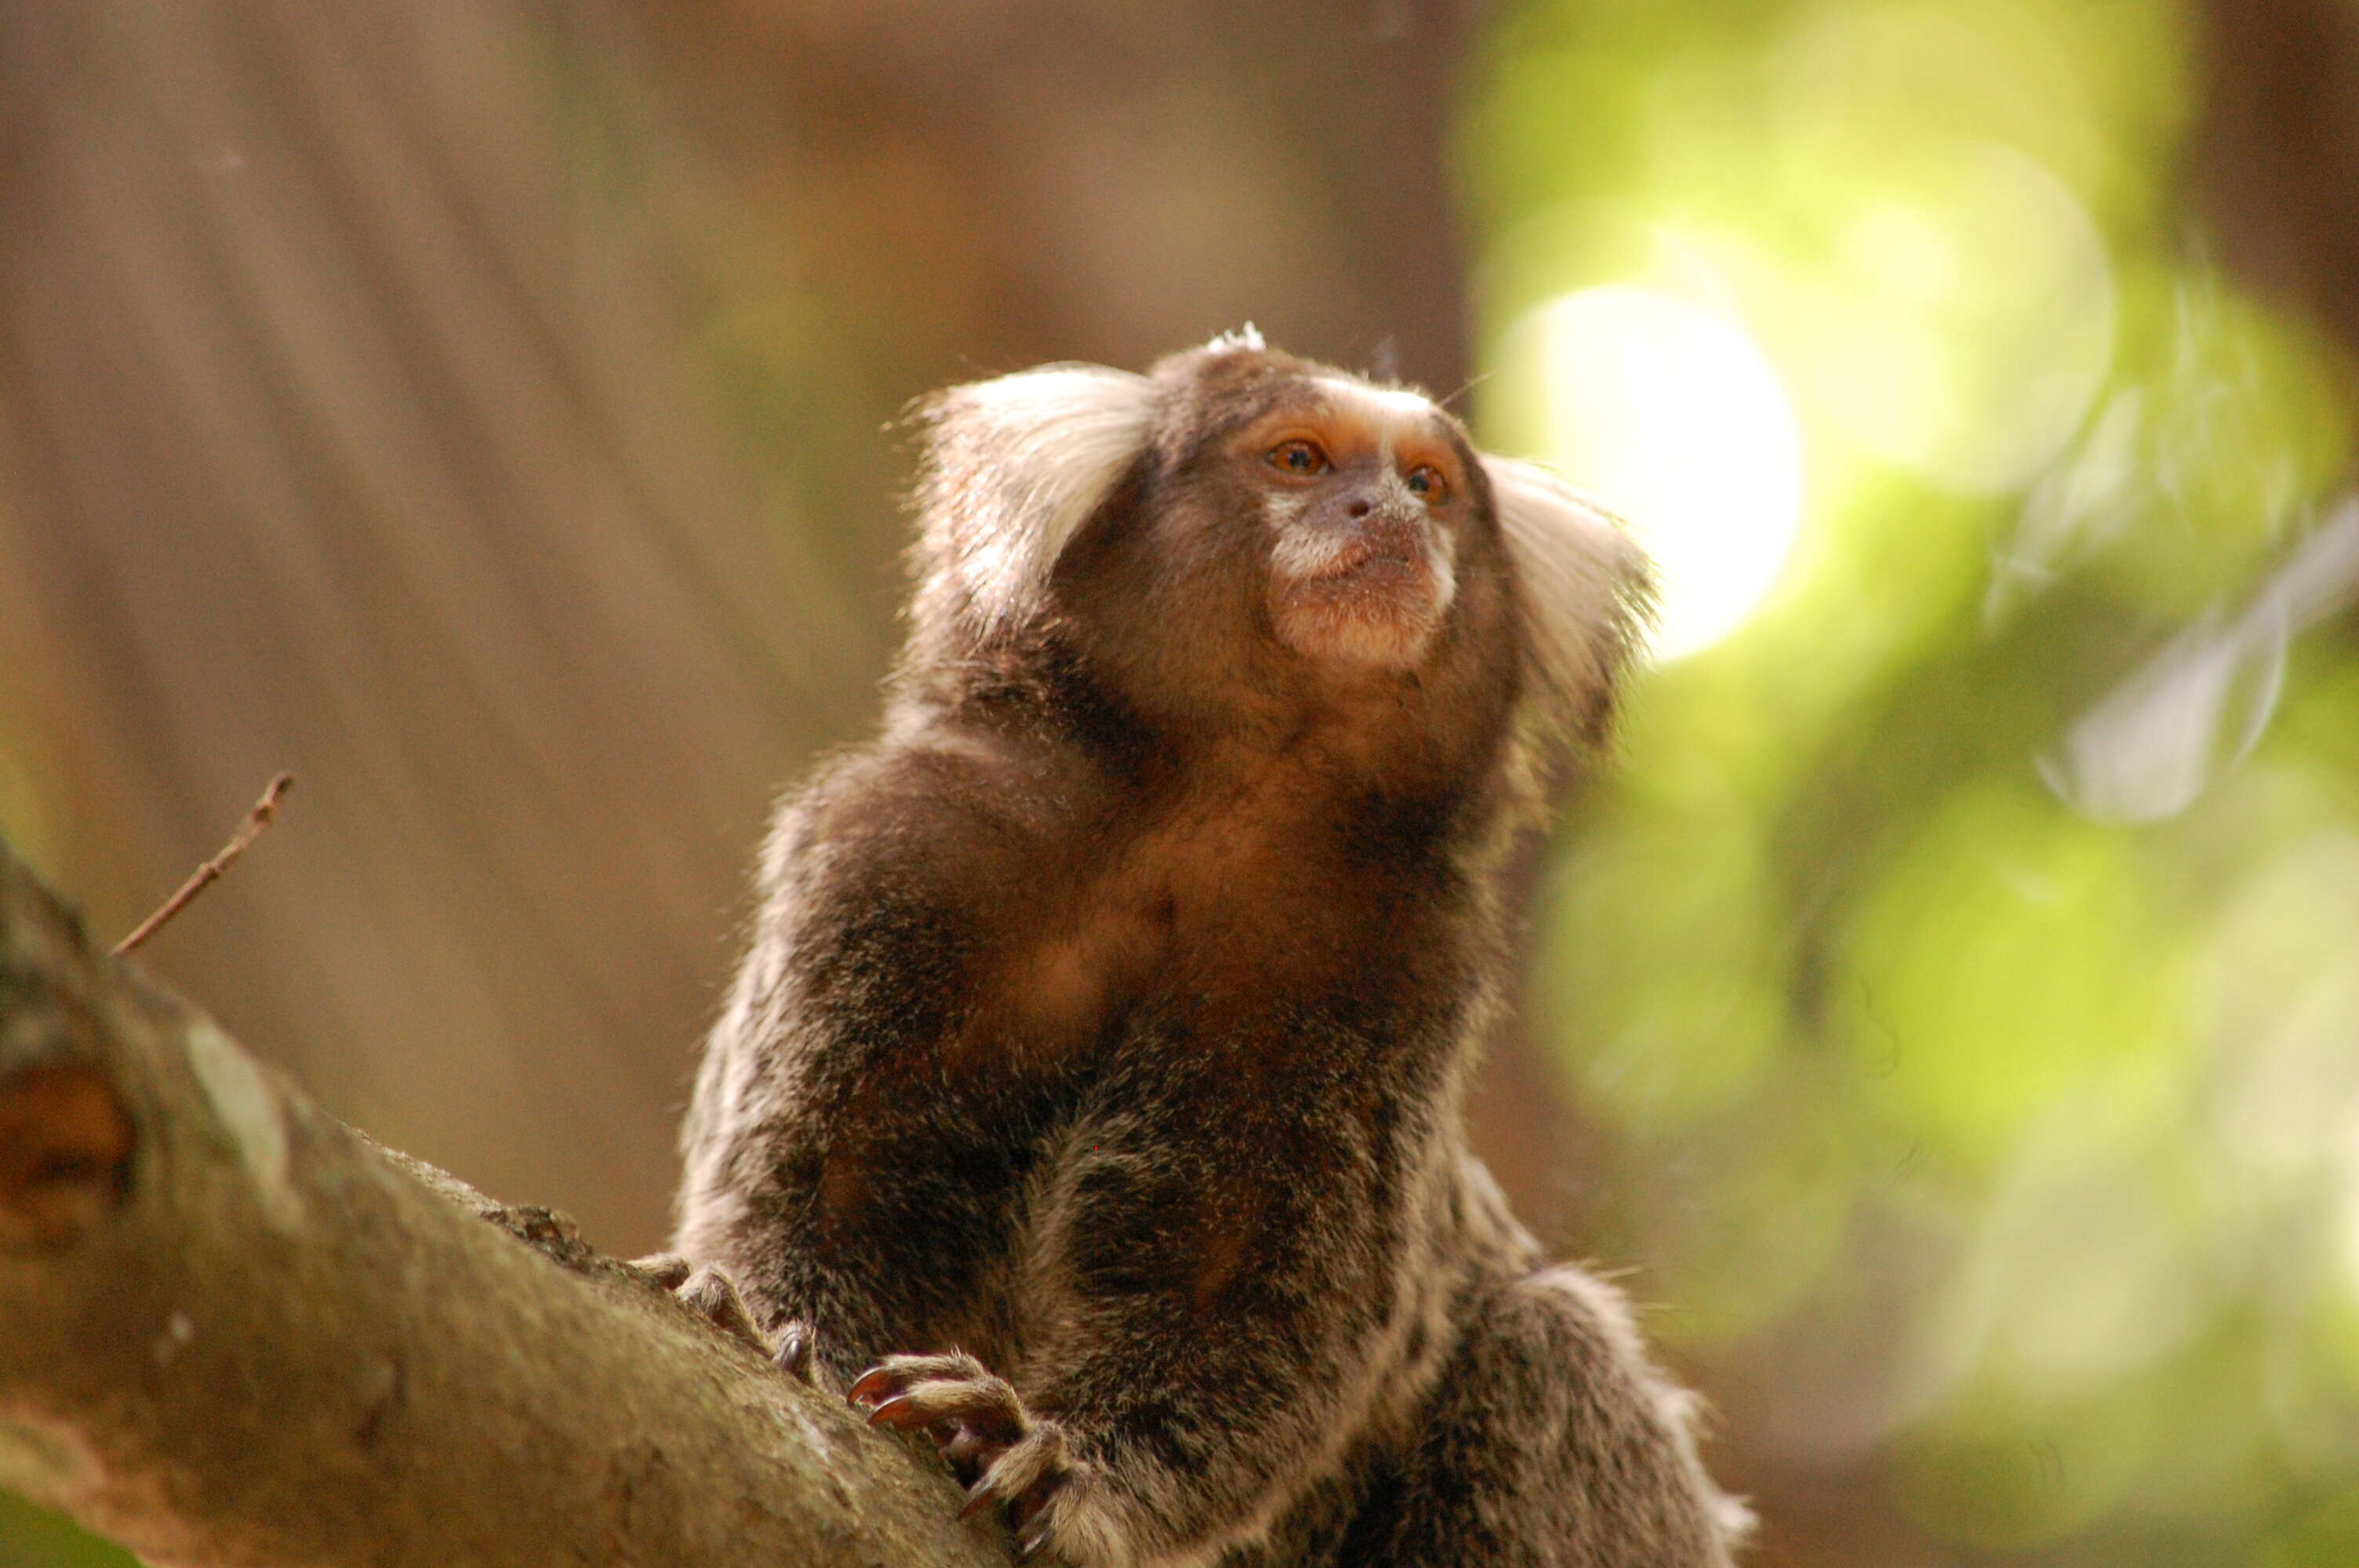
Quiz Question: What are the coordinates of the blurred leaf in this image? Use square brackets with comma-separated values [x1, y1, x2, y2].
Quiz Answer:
[0, 1494, 136, 1568]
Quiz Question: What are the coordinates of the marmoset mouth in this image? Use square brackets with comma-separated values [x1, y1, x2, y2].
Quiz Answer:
[1297, 554, 1433, 609]
[1274, 550, 1449, 667]
[1302, 535, 1427, 583]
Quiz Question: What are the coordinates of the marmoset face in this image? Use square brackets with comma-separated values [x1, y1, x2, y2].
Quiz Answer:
[1230, 378, 1471, 670]
[907, 334, 1641, 756]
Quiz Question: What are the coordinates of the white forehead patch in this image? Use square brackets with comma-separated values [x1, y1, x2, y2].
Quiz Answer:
[1314, 376, 1443, 429]
[1309, 376, 1446, 473]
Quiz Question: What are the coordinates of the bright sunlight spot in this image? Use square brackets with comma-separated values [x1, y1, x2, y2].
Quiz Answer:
[1506, 285, 1805, 661]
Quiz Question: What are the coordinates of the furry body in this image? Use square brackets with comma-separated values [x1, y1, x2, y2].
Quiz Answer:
[675, 334, 1747, 1565]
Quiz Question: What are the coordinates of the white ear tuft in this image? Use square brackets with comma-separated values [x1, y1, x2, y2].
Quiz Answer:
[915, 365, 1159, 630]
[1201, 323, 1267, 354]
[1482, 456, 1656, 740]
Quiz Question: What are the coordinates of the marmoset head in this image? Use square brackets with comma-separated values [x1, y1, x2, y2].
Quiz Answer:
[905, 330, 1652, 773]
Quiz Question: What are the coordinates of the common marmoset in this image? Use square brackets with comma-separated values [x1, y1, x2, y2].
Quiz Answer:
[673, 331, 1750, 1566]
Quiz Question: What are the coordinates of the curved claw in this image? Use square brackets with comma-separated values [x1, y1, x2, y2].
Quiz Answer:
[864, 1393, 921, 1429]
[846, 1367, 898, 1406]
[958, 1482, 1000, 1523]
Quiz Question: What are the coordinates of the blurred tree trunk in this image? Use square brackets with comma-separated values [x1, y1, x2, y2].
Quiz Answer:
[631, 0, 1476, 384]
[0, 0, 851, 1255]
[2191, 0, 2359, 365]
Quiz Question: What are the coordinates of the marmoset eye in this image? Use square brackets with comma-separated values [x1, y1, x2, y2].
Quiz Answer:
[1266, 439, 1328, 476]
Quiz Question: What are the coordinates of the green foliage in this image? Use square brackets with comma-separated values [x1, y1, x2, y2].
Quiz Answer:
[0, 1494, 137, 1568]
[1464, 0, 2359, 1561]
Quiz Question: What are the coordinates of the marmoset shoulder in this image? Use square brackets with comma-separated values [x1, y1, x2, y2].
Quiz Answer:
[673, 329, 1751, 1566]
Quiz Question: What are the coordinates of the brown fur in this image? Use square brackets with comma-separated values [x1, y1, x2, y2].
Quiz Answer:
[676, 335, 1747, 1565]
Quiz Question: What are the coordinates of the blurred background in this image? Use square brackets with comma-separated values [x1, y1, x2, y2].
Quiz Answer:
[2, 0, 2355, 1563]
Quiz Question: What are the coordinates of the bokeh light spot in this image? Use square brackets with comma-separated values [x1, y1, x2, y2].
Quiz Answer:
[1503, 284, 1805, 660]
[1794, 141, 2115, 492]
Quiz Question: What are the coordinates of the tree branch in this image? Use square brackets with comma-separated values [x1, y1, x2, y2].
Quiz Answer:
[0, 835, 1005, 1568]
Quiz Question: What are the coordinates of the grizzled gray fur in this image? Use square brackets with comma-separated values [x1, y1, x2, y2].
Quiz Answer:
[673, 331, 1751, 1566]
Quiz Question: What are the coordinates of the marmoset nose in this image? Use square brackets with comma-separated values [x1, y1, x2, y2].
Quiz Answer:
[1323, 483, 1417, 539]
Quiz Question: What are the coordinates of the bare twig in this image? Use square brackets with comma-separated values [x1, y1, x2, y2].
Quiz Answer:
[114, 771, 295, 956]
